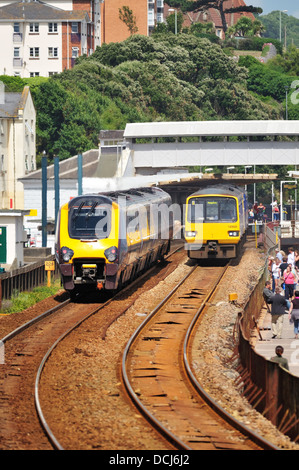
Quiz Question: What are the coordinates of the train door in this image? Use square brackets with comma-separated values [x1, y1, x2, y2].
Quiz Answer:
[0, 227, 7, 264]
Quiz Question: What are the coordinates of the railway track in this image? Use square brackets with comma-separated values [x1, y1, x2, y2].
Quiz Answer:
[0, 245, 185, 450]
[0, 242, 281, 450]
[122, 263, 280, 451]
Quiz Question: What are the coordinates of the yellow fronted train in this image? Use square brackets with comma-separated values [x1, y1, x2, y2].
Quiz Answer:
[185, 185, 248, 260]
[55, 187, 173, 299]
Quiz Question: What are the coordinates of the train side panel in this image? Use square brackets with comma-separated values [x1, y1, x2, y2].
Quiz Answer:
[56, 188, 172, 296]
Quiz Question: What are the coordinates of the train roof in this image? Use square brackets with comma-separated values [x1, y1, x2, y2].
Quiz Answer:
[68, 187, 171, 207]
[189, 184, 245, 199]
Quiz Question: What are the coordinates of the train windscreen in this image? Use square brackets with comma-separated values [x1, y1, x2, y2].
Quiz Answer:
[68, 198, 112, 239]
[188, 197, 237, 223]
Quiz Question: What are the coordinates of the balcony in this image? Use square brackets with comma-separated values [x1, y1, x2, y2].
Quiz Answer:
[13, 58, 23, 67]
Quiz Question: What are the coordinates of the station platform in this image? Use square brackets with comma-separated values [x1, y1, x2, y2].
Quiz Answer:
[255, 308, 299, 377]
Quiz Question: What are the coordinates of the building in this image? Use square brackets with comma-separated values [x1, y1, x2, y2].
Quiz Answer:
[101, 0, 148, 44]
[0, 84, 36, 210]
[0, 0, 102, 77]
[166, 0, 255, 39]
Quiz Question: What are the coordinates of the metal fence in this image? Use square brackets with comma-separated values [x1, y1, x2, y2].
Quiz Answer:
[0, 256, 58, 302]
[236, 227, 299, 442]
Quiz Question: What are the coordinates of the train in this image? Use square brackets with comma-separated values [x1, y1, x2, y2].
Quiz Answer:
[55, 187, 173, 298]
[184, 184, 248, 260]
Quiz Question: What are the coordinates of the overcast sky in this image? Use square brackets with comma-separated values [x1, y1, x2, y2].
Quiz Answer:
[249, 0, 299, 19]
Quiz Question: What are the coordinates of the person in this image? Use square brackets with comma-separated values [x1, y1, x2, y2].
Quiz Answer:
[272, 257, 281, 291]
[275, 248, 283, 262]
[263, 281, 274, 311]
[268, 287, 288, 339]
[288, 290, 299, 339]
[279, 256, 288, 277]
[270, 345, 289, 371]
[283, 264, 297, 301]
[295, 250, 299, 270]
[287, 247, 295, 267]
[273, 205, 280, 221]
[257, 202, 265, 221]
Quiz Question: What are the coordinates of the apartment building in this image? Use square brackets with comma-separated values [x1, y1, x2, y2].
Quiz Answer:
[0, 0, 102, 77]
[0, 84, 36, 209]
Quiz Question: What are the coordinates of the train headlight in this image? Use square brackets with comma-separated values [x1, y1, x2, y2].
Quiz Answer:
[185, 231, 197, 238]
[61, 246, 74, 262]
[228, 231, 239, 237]
[104, 246, 118, 262]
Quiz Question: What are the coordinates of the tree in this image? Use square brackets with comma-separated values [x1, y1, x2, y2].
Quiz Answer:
[119, 6, 138, 35]
[165, 1, 263, 33]
[227, 17, 265, 37]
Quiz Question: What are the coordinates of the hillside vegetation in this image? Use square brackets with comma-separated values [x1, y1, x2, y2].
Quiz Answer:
[1, 31, 297, 163]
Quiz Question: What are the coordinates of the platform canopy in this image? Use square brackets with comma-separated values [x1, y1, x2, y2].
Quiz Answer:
[124, 120, 299, 139]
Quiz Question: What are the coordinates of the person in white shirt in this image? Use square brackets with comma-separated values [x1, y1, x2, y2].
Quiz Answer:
[287, 247, 295, 267]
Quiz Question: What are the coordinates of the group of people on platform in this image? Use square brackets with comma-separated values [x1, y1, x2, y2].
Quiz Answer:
[264, 246, 299, 342]
[248, 200, 282, 223]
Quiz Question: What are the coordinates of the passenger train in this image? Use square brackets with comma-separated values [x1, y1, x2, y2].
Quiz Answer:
[184, 185, 248, 259]
[55, 187, 173, 298]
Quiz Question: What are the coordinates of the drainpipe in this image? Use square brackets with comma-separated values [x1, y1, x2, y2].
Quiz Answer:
[42, 151, 47, 247]
[78, 153, 83, 195]
[54, 155, 60, 227]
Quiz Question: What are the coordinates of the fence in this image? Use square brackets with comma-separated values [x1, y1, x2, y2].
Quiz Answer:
[0, 255, 59, 302]
[236, 226, 299, 442]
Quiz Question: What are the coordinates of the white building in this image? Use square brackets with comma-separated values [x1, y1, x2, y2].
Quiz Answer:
[0, 84, 36, 210]
[0, 0, 102, 78]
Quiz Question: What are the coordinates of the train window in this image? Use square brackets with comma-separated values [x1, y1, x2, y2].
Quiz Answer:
[188, 197, 237, 223]
[69, 201, 112, 239]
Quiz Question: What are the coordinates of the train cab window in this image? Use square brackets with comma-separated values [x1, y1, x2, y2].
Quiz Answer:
[69, 199, 112, 239]
[188, 197, 237, 223]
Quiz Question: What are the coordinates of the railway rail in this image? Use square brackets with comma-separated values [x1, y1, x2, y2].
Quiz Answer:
[0, 245, 184, 450]
[122, 263, 280, 451]
[0, 241, 282, 450]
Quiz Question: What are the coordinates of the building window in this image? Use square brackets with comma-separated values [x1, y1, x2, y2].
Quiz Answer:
[48, 22, 58, 33]
[0, 154, 4, 173]
[14, 23, 20, 33]
[14, 47, 20, 58]
[49, 72, 58, 76]
[71, 22, 79, 33]
[29, 47, 39, 58]
[29, 23, 39, 33]
[30, 72, 40, 77]
[72, 47, 79, 58]
[48, 47, 58, 58]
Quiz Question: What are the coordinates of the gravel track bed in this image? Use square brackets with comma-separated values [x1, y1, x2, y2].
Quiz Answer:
[1, 243, 299, 450]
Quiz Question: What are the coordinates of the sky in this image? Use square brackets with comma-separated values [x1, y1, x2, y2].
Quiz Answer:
[249, 0, 299, 19]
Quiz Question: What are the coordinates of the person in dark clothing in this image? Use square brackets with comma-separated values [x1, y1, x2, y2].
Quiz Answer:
[280, 256, 288, 277]
[268, 287, 288, 339]
[263, 281, 274, 311]
[270, 345, 289, 371]
[288, 290, 299, 339]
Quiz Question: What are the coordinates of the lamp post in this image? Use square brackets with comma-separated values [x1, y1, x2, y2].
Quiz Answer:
[285, 85, 289, 120]
[280, 180, 297, 224]
[168, 8, 177, 35]
[244, 165, 252, 191]
[280, 10, 288, 43]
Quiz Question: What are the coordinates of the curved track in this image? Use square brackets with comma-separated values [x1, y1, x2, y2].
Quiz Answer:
[122, 263, 280, 450]
[0, 245, 184, 450]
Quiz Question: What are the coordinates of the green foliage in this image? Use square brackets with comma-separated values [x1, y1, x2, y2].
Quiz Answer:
[260, 11, 299, 48]
[0, 279, 61, 314]
[3, 32, 288, 160]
